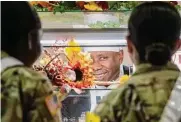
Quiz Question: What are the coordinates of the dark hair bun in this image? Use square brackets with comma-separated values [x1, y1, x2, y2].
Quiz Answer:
[145, 43, 171, 65]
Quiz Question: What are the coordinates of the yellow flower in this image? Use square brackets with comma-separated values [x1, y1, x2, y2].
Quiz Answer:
[65, 39, 81, 54]
[84, 2, 102, 11]
[86, 112, 100, 122]
[67, 40, 81, 52]
[65, 39, 82, 64]
[120, 75, 129, 84]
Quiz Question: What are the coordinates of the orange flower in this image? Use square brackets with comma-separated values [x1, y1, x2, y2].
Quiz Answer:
[29, 1, 52, 8]
[29, 1, 38, 6]
[36, 39, 95, 89]
[76, 1, 85, 9]
[38, 1, 51, 8]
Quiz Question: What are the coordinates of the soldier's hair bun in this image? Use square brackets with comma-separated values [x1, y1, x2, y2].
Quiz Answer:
[128, 2, 181, 65]
[145, 43, 171, 65]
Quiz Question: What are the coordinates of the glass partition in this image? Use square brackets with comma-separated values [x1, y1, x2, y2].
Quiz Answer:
[33, 32, 181, 122]
[38, 12, 131, 29]
[33, 4, 181, 120]
[33, 35, 133, 122]
[38, 10, 181, 29]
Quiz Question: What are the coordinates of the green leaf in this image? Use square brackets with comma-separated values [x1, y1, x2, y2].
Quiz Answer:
[63, 1, 76, 8]
[108, 1, 117, 9]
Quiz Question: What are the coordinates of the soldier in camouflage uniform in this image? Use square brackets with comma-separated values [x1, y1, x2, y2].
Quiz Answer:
[93, 2, 181, 122]
[1, 2, 61, 122]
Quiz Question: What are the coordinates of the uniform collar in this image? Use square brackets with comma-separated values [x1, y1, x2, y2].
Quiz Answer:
[133, 62, 179, 76]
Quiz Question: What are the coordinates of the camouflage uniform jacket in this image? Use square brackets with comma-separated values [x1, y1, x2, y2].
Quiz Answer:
[1, 51, 61, 122]
[160, 73, 181, 122]
[93, 62, 180, 122]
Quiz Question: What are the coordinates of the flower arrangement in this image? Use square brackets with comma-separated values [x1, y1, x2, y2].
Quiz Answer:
[29, 1, 109, 13]
[30, 1, 181, 13]
[33, 39, 94, 89]
[63, 39, 95, 88]
[78, 1, 108, 11]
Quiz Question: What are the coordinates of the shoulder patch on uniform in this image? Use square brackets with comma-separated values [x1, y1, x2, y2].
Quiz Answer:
[45, 94, 59, 117]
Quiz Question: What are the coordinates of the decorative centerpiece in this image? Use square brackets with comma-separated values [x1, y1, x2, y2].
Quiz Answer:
[33, 39, 94, 90]
[30, 1, 180, 29]
[63, 39, 95, 88]
[30, 1, 180, 13]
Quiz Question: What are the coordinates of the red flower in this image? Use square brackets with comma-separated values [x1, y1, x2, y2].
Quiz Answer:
[169, 1, 178, 6]
[76, 1, 86, 9]
[72, 62, 81, 70]
[96, 1, 109, 10]
[49, 68, 55, 74]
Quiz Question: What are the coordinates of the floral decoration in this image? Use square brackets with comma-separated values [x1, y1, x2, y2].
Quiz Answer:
[29, 1, 181, 13]
[33, 39, 94, 89]
[63, 39, 95, 88]
[119, 75, 129, 85]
